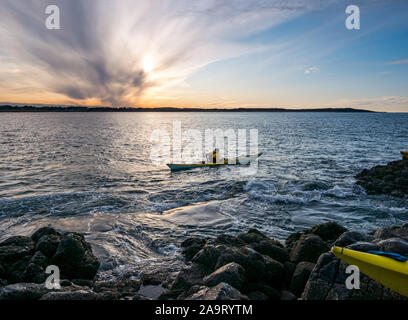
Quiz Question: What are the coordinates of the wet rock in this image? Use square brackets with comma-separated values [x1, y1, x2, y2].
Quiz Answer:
[0, 283, 49, 300]
[215, 234, 246, 247]
[308, 222, 348, 243]
[71, 279, 93, 287]
[247, 291, 268, 300]
[40, 290, 97, 300]
[186, 282, 248, 300]
[32, 227, 61, 244]
[181, 238, 207, 260]
[60, 279, 72, 287]
[290, 262, 315, 297]
[346, 242, 378, 252]
[283, 261, 296, 287]
[51, 233, 99, 280]
[238, 229, 283, 247]
[24, 251, 49, 283]
[215, 246, 284, 285]
[281, 290, 297, 300]
[250, 241, 289, 263]
[290, 235, 329, 264]
[374, 228, 398, 240]
[0, 237, 34, 262]
[141, 271, 170, 286]
[334, 231, 367, 247]
[377, 238, 408, 256]
[191, 245, 223, 271]
[171, 264, 207, 291]
[202, 262, 245, 290]
[355, 159, 408, 197]
[35, 235, 61, 258]
[244, 282, 280, 299]
[285, 232, 302, 250]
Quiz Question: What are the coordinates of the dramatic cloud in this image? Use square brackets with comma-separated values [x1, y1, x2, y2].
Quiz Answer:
[0, 0, 320, 107]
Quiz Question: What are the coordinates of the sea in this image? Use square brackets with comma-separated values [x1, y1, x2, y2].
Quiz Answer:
[1, 112, 407, 279]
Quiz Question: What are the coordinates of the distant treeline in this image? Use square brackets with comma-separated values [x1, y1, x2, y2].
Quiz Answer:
[0, 105, 374, 113]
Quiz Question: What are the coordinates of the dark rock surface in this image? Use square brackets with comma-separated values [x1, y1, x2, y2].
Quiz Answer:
[2, 220, 408, 300]
[0, 227, 99, 286]
[355, 159, 408, 197]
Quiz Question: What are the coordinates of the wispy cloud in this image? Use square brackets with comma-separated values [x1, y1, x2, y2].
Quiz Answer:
[388, 59, 408, 65]
[304, 66, 320, 74]
[0, 0, 320, 107]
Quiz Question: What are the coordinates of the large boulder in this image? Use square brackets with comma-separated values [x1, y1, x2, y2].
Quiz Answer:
[181, 238, 207, 260]
[290, 262, 315, 297]
[376, 238, 408, 256]
[307, 222, 348, 243]
[186, 282, 248, 300]
[334, 231, 368, 247]
[290, 235, 329, 264]
[51, 233, 99, 280]
[202, 262, 245, 290]
[0, 283, 49, 300]
[302, 252, 407, 300]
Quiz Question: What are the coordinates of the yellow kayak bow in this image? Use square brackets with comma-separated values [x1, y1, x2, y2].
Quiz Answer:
[331, 246, 408, 297]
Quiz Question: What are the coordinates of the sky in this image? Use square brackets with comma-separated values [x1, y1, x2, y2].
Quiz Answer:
[0, 0, 407, 111]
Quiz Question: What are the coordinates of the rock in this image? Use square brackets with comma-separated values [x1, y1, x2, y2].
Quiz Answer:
[247, 291, 268, 300]
[181, 238, 207, 260]
[355, 159, 408, 197]
[280, 290, 297, 300]
[290, 262, 315, 297]
[191, 245, 223, 271]
[377, 238, 408, 256]
[71, 279, 93, 287]
[35, 235, 60, 258]
[244, 282, 280, 299]
[285, 232, 302, 250]
[283, 261, 296, 287]
[215, 234, 246, 247]
[250, 241, 289, 263]
[0, 283, 49, 300]
[51, 233, 99, 280]
[290, 235, 329, 264]
[141, 271, 169, 286]
[373, 228, 398, 240]
[308, 222, 348, 242]
[346, 242, 378, 252]
[202, 262, 245, 290]
[171, 264, 207, 291]
[24, 251, 49, 283]
[0, 237, 34, 262]
[238, 229, 283, 247]
[0, 264, 5, 278]
[334, 231, 367, 247]
[186, 282, 248, 300]
[60, 279, 72, 287]
[215, 246, 284, 285]
[32, 227, 61, 243]
[40, 290, 97, 300]
[302, 251, 408, 300]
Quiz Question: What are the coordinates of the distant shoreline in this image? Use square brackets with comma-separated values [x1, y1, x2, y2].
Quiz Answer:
[0, 105, 375, 113]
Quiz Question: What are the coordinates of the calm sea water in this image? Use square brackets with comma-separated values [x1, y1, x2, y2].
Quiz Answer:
[1, 112, 407, 278]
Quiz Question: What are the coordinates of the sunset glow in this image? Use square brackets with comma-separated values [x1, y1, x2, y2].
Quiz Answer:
[0, 0, 407, 111]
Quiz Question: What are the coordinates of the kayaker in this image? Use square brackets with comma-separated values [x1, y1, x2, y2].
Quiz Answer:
[212, 149, 219, 163]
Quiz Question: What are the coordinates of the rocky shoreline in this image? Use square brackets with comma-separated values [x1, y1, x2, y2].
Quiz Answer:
[355, 158, 408, 197]
[1, 222, 408, 300]
[1, 158, 407, 300]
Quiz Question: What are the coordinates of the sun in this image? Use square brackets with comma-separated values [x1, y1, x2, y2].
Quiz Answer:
[142, 57, 155, 73]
